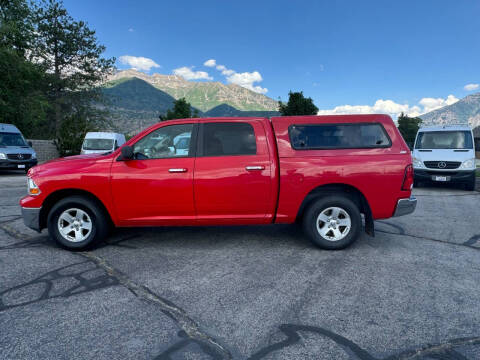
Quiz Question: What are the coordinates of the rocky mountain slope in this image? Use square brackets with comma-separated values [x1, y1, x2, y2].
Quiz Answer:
[107, 69, 279, 113]
[420, 92, 480, 131]
[101, 77, 279, 135]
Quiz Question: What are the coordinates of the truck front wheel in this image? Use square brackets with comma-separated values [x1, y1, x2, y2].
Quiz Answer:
[303, 195, 362, 250]
[47, 196, 109, 250]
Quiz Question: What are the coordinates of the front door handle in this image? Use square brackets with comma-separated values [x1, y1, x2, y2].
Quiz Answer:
[245, 166, 265, 171]
[169, 168, 188, 173]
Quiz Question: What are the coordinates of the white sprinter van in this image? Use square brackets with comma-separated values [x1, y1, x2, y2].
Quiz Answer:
[80, 132, 126, 155]
[412, 125, 476, 190]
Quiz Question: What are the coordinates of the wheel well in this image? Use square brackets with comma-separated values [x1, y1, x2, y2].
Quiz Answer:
[296, 183, 374, 236]
[39, 189, 113, 230]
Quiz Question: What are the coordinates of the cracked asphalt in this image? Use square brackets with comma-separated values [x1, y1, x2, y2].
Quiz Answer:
[1, 169, 480, 359]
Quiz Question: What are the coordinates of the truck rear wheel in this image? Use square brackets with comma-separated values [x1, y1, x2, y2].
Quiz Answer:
[303, 195, 362, 250]
[47, 196, 109, 250]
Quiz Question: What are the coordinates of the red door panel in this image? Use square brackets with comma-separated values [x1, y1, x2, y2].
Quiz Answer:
[194, 120, 272, 224]
[111, 158, 195, 225]
[110, 122, 197, 226]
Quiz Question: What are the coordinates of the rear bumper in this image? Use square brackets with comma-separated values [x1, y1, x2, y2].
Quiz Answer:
[0, 159, 37, 169]
[393, 196, 417, 217]
[414, 169, 475, 183]
[21, 207, 41, 232]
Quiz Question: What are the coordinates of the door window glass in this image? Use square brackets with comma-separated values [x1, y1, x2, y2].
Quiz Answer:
[133, 124, 193, 159]
[203, 122, 256, 156]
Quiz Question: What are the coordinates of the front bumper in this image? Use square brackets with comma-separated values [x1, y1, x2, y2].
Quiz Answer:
[393, 196, 417, 217]
[21, 207, 42, 232]
[0, 159, 37, 170]
[414, 169, 475, 183]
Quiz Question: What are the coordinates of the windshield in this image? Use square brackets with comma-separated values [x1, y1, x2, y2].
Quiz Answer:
[415, 131, 473, 150]
[82, 138, 114, 150]
[0, 132, 27, 147]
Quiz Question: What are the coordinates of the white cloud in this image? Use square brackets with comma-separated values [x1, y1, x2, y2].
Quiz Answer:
[173, 66, 212, 80]
[464, 83, 479, 91]
[118, 55, 160, 72]
[418, 95, 458, 113]
[226, 71, 268, 94]
[205, 59, 268, 93]
[203, 59, 216, 67]
[317, 95, 459, 119]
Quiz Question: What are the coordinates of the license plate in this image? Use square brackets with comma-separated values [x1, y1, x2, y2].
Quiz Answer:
[17, 164, 25, 169]
[434, 176, 447, 182]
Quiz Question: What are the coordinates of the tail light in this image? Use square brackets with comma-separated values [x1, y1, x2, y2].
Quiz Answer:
[402, 164, 414, 191]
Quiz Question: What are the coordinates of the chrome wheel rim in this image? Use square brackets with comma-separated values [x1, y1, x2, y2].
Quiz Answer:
[316, 207, 351, 242]
[57, 208, 92, 243]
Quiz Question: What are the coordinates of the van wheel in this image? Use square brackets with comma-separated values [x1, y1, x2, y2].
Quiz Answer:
[465, 177, 476, 191]
[303, 195, 362, 250]
[47, 196, 108, 250]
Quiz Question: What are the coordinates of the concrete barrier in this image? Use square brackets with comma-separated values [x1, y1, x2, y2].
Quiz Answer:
[28, 139, 59, 163]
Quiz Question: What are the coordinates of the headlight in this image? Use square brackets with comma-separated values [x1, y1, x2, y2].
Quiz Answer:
[412, 157, 424, 168]
[31, 152, 37, 159]
[460, 158, 475, 170]
[0, 152, 6, 160]
[27, 177, 41, 196]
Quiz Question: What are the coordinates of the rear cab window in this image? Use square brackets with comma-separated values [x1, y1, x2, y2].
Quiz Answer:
[288, 123, 391, 150]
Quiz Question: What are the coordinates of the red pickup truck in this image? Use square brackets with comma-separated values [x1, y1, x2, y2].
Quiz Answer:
[21, 115, 416, 250]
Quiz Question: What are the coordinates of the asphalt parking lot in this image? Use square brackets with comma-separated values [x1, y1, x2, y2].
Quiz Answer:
[1, 170, 480, 360]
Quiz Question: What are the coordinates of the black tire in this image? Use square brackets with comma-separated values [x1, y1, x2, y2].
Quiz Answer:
[47, 196, 109, 250]
[303, 195, 362, 250]
[465, 176, 476, 191]
[413, 179, 419, 188]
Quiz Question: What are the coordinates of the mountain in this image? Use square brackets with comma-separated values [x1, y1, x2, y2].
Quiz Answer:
[101, 78, 178, 134]
[103, 77, 176, 112]
[107, 69, 279, 113]
[419, 92, 480, 132]
[204, 104, 279, 117]
[101, 77, 279, 135]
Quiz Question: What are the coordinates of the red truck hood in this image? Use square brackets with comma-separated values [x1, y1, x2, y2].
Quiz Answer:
[30, 153, 113, 176]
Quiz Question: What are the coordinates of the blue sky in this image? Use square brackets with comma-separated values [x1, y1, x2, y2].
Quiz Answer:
[63, 0, 480, 117]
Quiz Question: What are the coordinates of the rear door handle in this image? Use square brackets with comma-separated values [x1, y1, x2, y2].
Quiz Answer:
[169, 168, 187, 173]
[245, 166, 265, 171]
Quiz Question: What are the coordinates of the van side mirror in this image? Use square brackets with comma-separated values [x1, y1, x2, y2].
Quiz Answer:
[28, 141, 33, 147]
[120, 145, 134, 160]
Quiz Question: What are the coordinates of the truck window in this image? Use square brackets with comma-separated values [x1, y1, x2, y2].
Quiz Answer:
[133, 124, 193, 159]
[415, 131, 473, 149]
[202, 122, 256, 156]
[288, 123, 391, 150]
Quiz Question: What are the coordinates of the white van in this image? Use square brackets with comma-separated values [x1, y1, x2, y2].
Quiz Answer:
[81, 132, 126, 155]
[412, 125, 476, 190]
[0, 123, 38, 172]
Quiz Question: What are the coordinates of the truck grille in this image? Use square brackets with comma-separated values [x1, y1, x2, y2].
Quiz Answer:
[6, 153, 31, 160]
[423, 161, 460, 169]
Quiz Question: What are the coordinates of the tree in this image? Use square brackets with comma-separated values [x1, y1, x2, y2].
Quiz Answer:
[278, 91, 318, 116]
[33, 0, 115, 137]
[164, 98, 198, 120]
[0, 0, 50, 138]
[397, 112, 422, 148]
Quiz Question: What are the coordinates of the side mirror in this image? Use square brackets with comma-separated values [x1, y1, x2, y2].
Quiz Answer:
[27, 141, 33, 147]
[120, 145, 134, 160]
